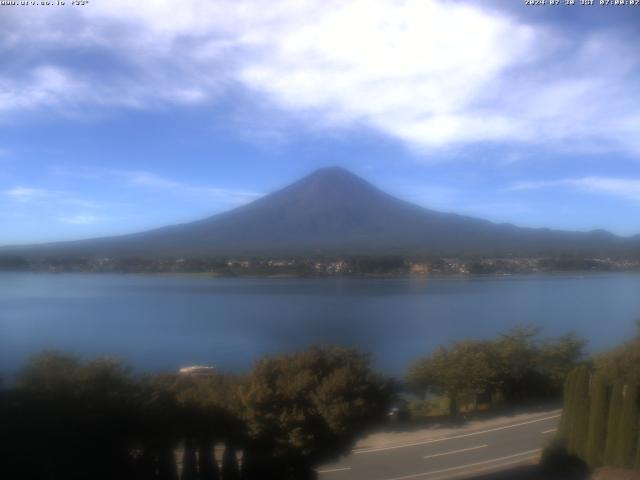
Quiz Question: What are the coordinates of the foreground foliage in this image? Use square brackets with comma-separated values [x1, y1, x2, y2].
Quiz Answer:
[559, 322, 640, 471]
[0, 347, 391, 480]
[406, 326, 585, 415]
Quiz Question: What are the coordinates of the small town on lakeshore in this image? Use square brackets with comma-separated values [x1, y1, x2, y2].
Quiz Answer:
[3, 254, 640, 276]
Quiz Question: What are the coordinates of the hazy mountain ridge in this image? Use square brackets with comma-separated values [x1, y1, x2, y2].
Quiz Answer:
[2, 167, 638, 258]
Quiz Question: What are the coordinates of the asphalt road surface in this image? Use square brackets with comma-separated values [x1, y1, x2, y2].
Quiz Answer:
[317, 411, 560, 480]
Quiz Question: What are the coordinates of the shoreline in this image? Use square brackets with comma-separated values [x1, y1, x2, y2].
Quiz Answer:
[1, 269, 639, 279]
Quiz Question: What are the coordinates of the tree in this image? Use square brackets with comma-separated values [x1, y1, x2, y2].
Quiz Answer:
[567, 367, 590, 459]
[408, 327, 586, 415]
[615, 383, 638, 468]
[18, 351, 82, 393]
[240, 346, 390, 474]
[595, 326, 640, 385]
[558, 368, 576, 442]
[585, 371, 609, 468]
[539, 332, 586, 393]
[490, 326, 543, 402]
[406, 353, 439, 399]
[407, 341, 494, 415]
[604, 381, 624, 466]
[14, 352, 140, 480]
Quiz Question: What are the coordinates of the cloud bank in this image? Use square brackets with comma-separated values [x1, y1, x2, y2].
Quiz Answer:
[511, 177, 640, 202]
[2, 0, 639, 155]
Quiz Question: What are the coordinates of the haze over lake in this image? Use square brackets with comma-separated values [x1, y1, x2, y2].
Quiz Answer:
[2, 272, 639, 379]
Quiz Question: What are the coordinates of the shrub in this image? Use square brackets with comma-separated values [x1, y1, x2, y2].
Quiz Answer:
[540, 437, 589, 478]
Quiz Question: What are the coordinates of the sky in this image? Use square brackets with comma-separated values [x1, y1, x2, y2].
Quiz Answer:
[1, 0, 639, 245]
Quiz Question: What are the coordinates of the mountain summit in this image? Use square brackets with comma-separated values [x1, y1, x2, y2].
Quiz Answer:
[4, 167, 636, 257]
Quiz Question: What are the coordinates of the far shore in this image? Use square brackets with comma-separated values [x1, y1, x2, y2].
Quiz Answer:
[2, 269, 640, 279]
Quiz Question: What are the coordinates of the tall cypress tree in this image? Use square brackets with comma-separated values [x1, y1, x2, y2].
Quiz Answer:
[559, 369, 576, 442]
[604, 381, 624, 466]
[615, 383, 639, 468]
[568, 367, 591, 459]
[586, 372, 609, 468]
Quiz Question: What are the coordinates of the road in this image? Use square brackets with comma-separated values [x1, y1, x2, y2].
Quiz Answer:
[317, 410, 560, 480]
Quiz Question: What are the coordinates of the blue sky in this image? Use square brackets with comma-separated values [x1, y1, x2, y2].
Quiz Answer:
[1, 0, 639, 245]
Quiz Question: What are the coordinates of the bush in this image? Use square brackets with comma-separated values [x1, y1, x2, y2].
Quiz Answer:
[240, 346, 391, 469]
[540, 438, 589, 478]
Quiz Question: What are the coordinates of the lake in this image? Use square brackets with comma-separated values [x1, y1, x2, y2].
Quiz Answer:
[1, 272, 639, 380]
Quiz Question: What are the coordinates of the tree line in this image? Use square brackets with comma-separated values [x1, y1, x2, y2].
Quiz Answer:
[406, 326, 586, 415]
[0, 347, 391, 480]
[0, 326, 594, 479]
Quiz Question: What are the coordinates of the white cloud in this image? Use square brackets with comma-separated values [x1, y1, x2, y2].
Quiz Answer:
[3, 185, 103, 205]
[58, 214, 98, 225]
[4, 186, 52, 201]
[109, 169, 261, 203]
[1, 1, 639, 155]
[49, 166, 262, 205]
[510, 177, 640, 202]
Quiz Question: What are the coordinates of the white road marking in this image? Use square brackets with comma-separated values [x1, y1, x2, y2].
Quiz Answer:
[424, 454, 540, 480]
[541, 428, 557, 434]
[354, 413, 561, 454]
[423, 444, 488, 459]
[316, 467, 352, 474]
[381, 449, 541, 480]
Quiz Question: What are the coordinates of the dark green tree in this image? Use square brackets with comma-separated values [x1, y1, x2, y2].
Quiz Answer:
[407, 341, 494, 415]
[585, 371, 609, 468]
[595, 325, 640, 384]
[615, 383, 639, 468]
[491, 325, 542, 403]
[539, 332, 586, 394]
[558, 369, 576, 442]
[240, 346, 390, 474]
[18, 350, 81, 393]
[406, 353, 439, 399]
[567, 367, 590, 459]
[604, 381, 624, 466]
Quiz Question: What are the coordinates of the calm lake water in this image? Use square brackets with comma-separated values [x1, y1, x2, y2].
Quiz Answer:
[1, 272, 639, 379]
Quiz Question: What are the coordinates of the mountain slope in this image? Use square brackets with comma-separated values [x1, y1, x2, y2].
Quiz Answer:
[3, 167, 637, 257]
